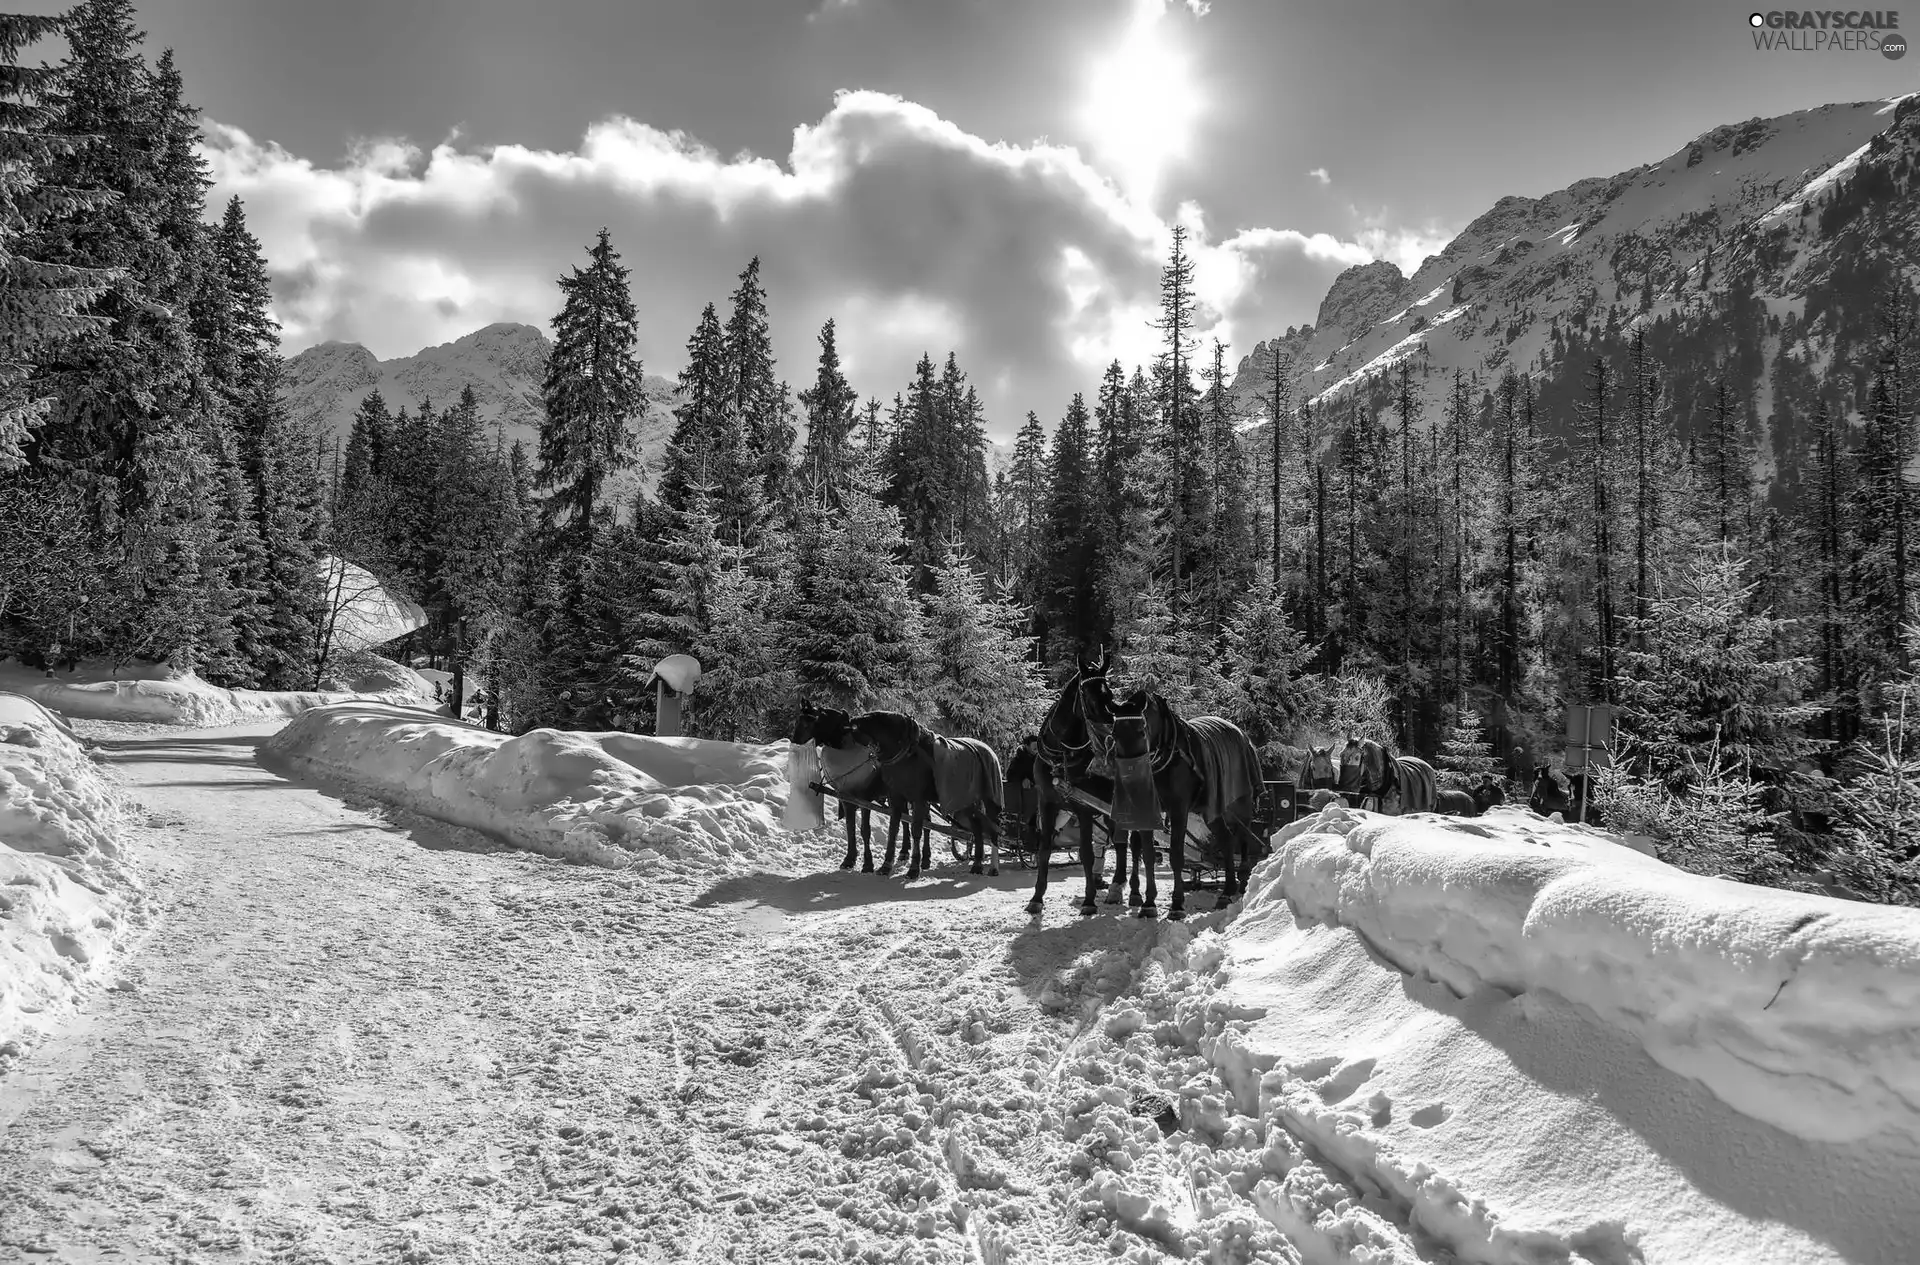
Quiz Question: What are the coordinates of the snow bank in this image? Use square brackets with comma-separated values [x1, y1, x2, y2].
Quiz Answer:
[0, 693, 144, 1063]
[260, 703, 819, 876]
[0, 658, 434, 728]
[1082, 805, 1920, 1262]
[1267, 805, 1920, 1145]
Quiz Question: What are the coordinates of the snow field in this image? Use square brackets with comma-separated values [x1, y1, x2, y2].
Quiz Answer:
[0, 656, 436, 728]
[0, 694, 146, 1066]
[261, 702, 822, 876]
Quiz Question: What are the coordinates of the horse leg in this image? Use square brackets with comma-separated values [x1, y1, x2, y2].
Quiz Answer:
[1129, 831, 1145, 907]
[1077, 810, 1099, 916]
[906, 803, 929, 881]
[879, 799, 901, 875]
[860, 808, 874, 872]
[1138, 826, 1160, 918]
[839, 804, 858, 871]
[1104, 827, 1126, 905]
[988, 815, 1000, 877]
[1027, 803, 1056, 915]
[1163, 806, 1187, 921]
[1214, 817, 1245, 910]
[970, 812, 985, 875]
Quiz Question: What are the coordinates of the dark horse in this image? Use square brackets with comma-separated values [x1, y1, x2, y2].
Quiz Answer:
[1529, 765, 1605, 825]
[1038, 647, 1264, 920]
[1027, 654, 1143, 917]
[845, 711, 1004, 880]
[790, 702, 885, 871]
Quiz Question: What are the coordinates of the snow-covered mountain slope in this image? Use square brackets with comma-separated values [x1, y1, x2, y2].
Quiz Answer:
[1230, 93, 1920, 429]
[280, 322, 680, 498]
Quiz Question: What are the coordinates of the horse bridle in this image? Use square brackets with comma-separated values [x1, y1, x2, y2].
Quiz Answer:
[797, 705, 881, 790]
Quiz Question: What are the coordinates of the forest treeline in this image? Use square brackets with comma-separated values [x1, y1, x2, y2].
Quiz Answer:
[3, 2, 1918, 902]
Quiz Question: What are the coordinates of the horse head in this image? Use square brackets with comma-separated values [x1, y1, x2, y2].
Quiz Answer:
[847, 710, 919, 764]
[1077, 660, 1118, 726]
[1110, 710, 1151, 760]
[1303, 745, 1336, 786]
[790, 700, 821, 745]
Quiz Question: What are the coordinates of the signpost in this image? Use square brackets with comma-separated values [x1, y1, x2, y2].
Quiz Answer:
[1564, 703, 1613, 824]
[649, 654, 702, 738]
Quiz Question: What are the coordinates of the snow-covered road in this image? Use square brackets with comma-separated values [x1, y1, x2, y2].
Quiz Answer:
[0, 721, 1187, 1263]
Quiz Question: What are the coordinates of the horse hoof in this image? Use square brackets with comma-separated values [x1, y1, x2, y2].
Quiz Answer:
[1136, 904, 1157, 920]
[906, 868, 921, 882]
[988, 868, 999, 877]
[1168, 907, 1188, 922]
[1078, 902, 1097, 917]
[1025, 899, 1043, 915]
[1127, 892, 1142, 908]
[969, 865, 984, 876]
[1104, 891, 1121, 905]
[877, 865, 892, 876]
[839, 860, 856, 871]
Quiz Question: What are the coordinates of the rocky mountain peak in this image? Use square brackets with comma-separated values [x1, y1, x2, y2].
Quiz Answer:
[1313, 260, 1410, 346]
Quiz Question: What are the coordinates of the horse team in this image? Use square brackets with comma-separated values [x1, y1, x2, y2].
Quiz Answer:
[790, 648, 1532, 921]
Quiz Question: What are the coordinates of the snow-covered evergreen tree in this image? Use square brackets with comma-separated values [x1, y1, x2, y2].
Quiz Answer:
[783, 486, 922, 711]
[1436, 697, 1500, 784]
[918, 544, 1048, 752]
[1217, 579, 1317, 749]
[537, 227, 643, 544]
[1615, 541, 1821, 772]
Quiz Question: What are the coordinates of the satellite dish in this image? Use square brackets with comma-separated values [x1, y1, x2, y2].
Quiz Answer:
[650, 654, 702, 695]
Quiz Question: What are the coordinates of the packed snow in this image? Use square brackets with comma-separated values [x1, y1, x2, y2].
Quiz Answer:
[1129, 804, 1920, 1263]
[8, 709, 1920, 1261]
[0, 656, 436, 728]
[261, 702, 817, 876]
[0, 694, 145, 1068]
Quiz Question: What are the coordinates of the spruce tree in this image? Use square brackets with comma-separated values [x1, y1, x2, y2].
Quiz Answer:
[783, 485, 922, 710]
[919, 543, 1048, 751]
[1039, 392, 1096, 666]
[796, 317, 858, 504]
[1615, 542, 1821, 773]
[1152, 226, 1202, 588]
[537, 227, 643, 545]
[0, 11, 119, 471]
[1574, 356, 1620, 698]
[1218, 579, 1315, 752]
[1436, 698, 1500, 784]
[721, 256, 791, 527]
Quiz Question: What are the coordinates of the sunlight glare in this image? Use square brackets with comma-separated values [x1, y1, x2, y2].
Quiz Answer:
[1078, 0, 1207, 205]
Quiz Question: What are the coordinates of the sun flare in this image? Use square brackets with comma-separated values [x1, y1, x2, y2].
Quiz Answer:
[1078, 0, 1207, 204]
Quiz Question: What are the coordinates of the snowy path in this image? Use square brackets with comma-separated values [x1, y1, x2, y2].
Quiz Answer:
[0, 722, 1206, 1264]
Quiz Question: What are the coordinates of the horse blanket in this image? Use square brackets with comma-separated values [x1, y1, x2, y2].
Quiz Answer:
[1183, 716, 1262, 826]
[1390, 755, 1439, 814]
[930, 733, 1003, 822]
[1110, 752, 1162, 830]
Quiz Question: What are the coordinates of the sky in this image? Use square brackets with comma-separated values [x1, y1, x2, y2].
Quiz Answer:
[15, 0, 1920, 439]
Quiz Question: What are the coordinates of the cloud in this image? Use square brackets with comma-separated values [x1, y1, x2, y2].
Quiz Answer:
[1308, 167, 1331, 186]
[203, 91, 1454, 438]
[805, 0, 861, 23]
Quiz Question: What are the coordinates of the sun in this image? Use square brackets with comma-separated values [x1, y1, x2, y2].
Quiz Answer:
[1077, 0, 1207, 204]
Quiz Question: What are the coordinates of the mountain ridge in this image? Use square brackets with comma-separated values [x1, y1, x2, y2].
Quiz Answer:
[281, 322, 680, 499]
[1228, 91, 1920, 472]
